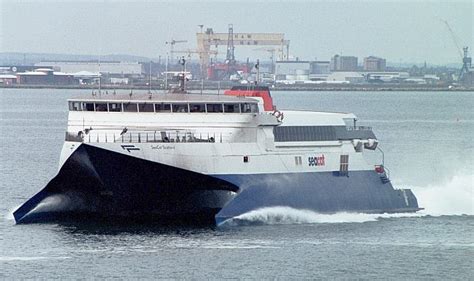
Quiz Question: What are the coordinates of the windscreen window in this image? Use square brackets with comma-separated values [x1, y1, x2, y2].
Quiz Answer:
[189, 103, 205, 113]
[224, 104, 240, 113]
[241, 103, 258, 113]
[123, 103, 138, 112]
[155, 103, 171, 112]
[82, 103, 95, 111]
[95, 103, 108, 112]
[138, 103, 154, 112]
[69, 102, 81, 111]
[108, 103, 122, 112]
[207, 104, 223, 113]
[172, 104, 189, 113]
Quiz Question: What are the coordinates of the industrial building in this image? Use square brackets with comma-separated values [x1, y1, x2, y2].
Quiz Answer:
[275, 60, 310, 80]
[326, 72, 365, 83]
[16, 69, 74, 85]
[34, 61, 142, 76]
[363, 56, 386, 71]
[0, 74, 17, 85]
[330, 55, 358, 71]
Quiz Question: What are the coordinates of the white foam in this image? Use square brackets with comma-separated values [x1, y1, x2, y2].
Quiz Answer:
[226, 207, 426, 226]
[27, 194, 71, 215]
[411, 173, 474, 216]
[224, 172, 473, 226]
[5, 205, 21, 221]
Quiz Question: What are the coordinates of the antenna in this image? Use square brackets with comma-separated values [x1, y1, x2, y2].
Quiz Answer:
[98, 53, 101, 96]
[255, 59, 260, 85]
[148, 60, 152, 95]
[179, 56, 186, 92]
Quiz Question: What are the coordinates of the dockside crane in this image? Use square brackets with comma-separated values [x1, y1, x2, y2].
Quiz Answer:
[440, 19, 472, 81]
[253, 47, 279, 74]
[165, 39, 188, 64]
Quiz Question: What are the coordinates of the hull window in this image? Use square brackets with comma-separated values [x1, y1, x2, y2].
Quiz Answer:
[339, 155, 349, 176]
[295, 156, 302, 166]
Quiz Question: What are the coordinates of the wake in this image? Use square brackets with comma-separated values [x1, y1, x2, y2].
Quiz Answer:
[224, 173, 473, 226]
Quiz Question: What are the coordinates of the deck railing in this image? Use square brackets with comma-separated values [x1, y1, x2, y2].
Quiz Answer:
[66, 130, 231, 144]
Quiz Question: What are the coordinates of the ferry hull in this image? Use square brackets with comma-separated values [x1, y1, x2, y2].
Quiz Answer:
[14, 144, 420, 225]
[13, 144, 237, 224]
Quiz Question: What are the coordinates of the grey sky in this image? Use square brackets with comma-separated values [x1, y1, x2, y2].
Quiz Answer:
[1, 0, 472, 64]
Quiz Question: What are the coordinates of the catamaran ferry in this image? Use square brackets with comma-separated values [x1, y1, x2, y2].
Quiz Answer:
[14, 85, 421, 225]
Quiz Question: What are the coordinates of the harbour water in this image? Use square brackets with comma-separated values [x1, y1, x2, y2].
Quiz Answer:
[1, 89, 472, 279]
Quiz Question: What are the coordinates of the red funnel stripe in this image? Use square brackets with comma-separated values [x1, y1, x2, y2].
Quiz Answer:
[224, 86, 274, 111]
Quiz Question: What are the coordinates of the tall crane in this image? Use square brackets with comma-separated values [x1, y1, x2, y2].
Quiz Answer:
[165, 39, 188, 64]
[174, 49, 218, 58]
[440, 19, 472, 81]
[253, 47, 279, 74]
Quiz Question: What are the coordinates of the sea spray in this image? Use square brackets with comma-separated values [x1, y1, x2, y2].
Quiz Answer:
[5, 205, 21, 221]
[28, 194, 71, 214]
[222, 207, 426, 226]
[411, 173, 473, 216]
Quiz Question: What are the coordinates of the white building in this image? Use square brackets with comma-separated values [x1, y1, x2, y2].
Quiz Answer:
[35, 61, 142, 76]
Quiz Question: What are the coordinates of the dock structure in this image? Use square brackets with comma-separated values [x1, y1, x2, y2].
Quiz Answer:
[196, 26, 290, 79]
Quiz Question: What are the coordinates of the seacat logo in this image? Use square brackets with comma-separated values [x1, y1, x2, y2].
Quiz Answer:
[308, 155, 325, 166]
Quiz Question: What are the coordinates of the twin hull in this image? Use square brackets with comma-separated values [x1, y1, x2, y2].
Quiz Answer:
[13, 140, 420, 225]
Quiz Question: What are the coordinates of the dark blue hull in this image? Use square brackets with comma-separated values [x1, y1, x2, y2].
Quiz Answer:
[14, 144, 420, 225]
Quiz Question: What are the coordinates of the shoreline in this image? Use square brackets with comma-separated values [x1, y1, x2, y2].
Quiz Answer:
[1, 84, 473, 92]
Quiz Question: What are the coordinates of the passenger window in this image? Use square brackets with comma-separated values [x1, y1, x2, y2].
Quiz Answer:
[250, 104, 259, 113]
[155, 103, 171, 112]
[207, 104, 223, 113]
[69, 102, 81, 111]
[82, 103, 95, 111]
[241, 103, 254, 113]
[224, 103, 240, 113]
[108, 103, 122, 112]
[172, 104, 188, 113]
[138, 103, 154, 112]
[95, 103, 108, 112]
[123, 103, 138, 112]
[189, 103, 205, 113]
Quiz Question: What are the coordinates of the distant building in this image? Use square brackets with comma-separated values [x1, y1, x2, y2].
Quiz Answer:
[35, 61, 142, 76]
[275, 61, 310, 81]
[310, 61, 330, 74]
[0, 74, 17, 85]
[16, 69, 75, 85]
[330, 55, 358, 71]
[366, 72, 410, 83]
[326, 72, 365, 83]
[363, 56, 386, 71]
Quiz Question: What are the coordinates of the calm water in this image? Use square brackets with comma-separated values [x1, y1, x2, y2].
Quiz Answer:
[1, 89, 473, 279]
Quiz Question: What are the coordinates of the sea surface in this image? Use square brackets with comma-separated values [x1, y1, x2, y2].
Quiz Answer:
[0, 89, 473, 279]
